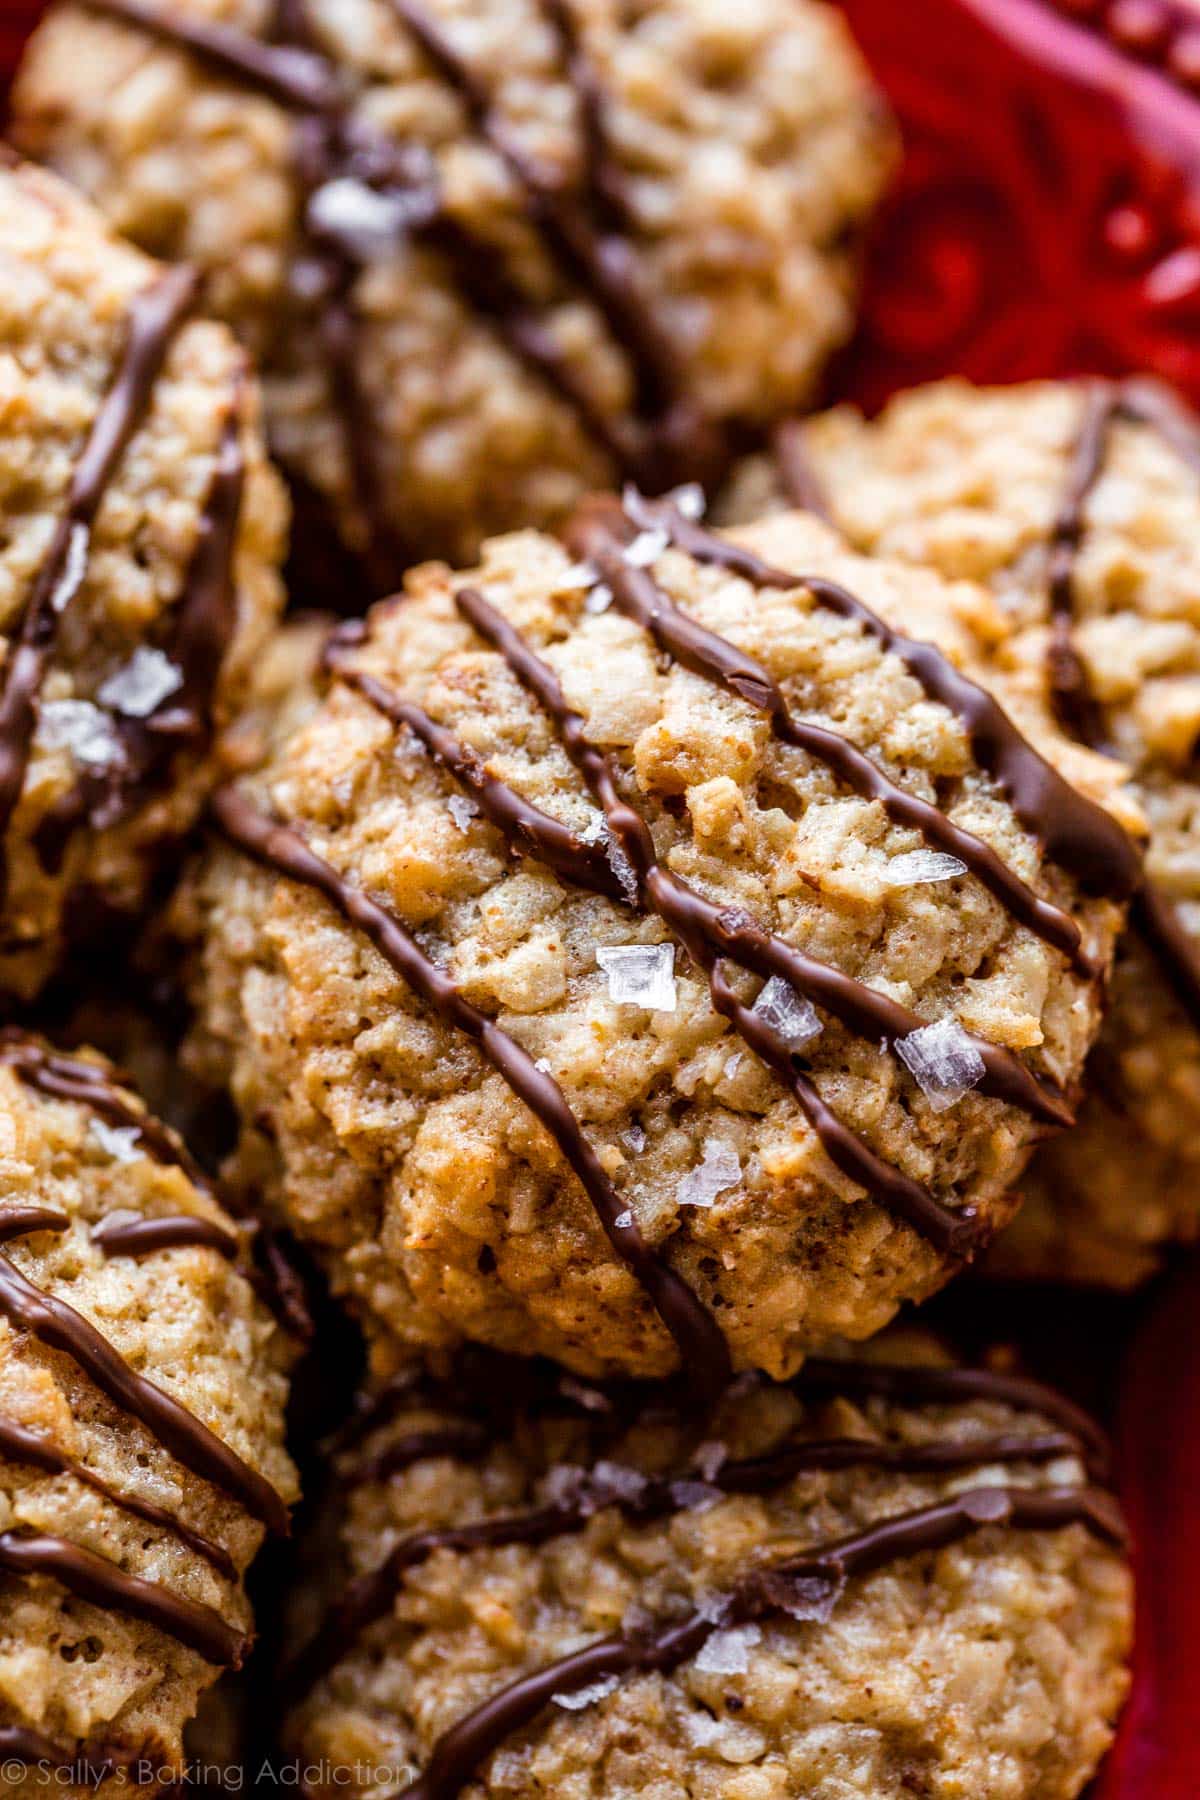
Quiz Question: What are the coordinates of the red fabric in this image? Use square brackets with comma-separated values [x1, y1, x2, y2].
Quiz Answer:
[3, 1, 1200, 1791]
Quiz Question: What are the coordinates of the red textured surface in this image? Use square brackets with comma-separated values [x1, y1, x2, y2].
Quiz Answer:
[3, 1, 1200, 1791]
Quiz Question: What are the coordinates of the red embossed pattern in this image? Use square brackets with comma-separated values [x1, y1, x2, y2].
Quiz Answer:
[4, 1, 1200, 1792]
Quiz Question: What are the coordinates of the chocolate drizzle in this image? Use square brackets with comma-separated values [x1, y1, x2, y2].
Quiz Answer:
[287, 1350, 1122, 1796]
[0, 1415, 235, 1578]
[0, 263, 196, 893]
[92, 1214, 240, 1261]
[0, 1529, 245, 1667]
[393, 1481, 1120, 1800]
[1047, 379, 1200, 1031]
[209, 785, 733, 1398]
[80, 0, 726, 582]
[610, 491, 1140, 909]
[0, 1205, 288, 1533]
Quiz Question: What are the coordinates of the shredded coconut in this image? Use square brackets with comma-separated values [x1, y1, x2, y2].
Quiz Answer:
[38, 700, 122, 770]
[447, 794, 478, 832]
[50, 522, 90, 615]
[883, 849, 969, 887]
[87, 1118, 144, 1163]
[751, 975, 822, 1048]
[677, 1140, 740, 1209]
[896, 1016, 986, 1112]
[596, 943, 676, 1010]
[694, 1624, 761, 1676]
[552, 1676, 620, 1711]
[98, 646, 183, 718]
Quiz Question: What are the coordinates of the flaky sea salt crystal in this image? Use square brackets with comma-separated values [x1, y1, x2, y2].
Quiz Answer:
[614, 1209, 633, 1229]
[751, 976, 821, 1049]
[625, 1124, 646, 1153]
[605, 837, 639, 903]
[307, 177, 413, 258]
[896, 1016, 986, 1112]
[88, 1118, 143, 1163]
[557, 559, 599, 592]
[694, 1624, 760, 1676]
[596, 943, 676, 1010]
[559, 1376, 610, 1413]
[623, 528, 669, 569]
[669, 1479, 722, 1512]
[669, 482, 706, 520]
[883, 850, 968, 887]
[760, 1570, 844, 1624]
[593, 1460, 648, 1503]
[677, 1140, 740, 1209]
[447, 794, 478, 832]
[50, 523, 90, 615]
[552, 1675, 620, 1711]
[584, 583, 613, 614]
[542, 1463, 587, 1507]
[534, 1058, 552, 1074]
[724, 1053, 743, 1080]
[694, 1440, 727, 1482]
[696, 1592, 731, 1625]
[98, 647, 183, 718]
[38, 700, 122, 769]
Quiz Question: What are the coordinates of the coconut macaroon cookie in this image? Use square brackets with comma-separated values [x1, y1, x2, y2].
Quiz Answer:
[185, 499, 1138, 1388]
[12, 0, 893, 578]
[0, 155, 287, 1004]
[724, 380, 1200, 1286]
[0, 1030, 298, 1792]
[282, 1344, 1132, 1799]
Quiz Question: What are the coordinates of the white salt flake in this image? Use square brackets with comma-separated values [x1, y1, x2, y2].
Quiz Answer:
[38, 700, 122, 770]
[534, 1058, 552, 1074]
[98, 646, 183, 719]
[50, 522, 90, 614]
[723, 1053, 743, 1080]
[696, 1592, 732, 1625]
[605, 837, 639, 904]
[677, 1140, 740, 1209]
[307, 178, 413, 258]
[751, 976, 821, 1049]
[694, 1624, 760, 1676]
[669, 482, 706, 520]
[614, 1209, 633, 1230]
[896, 1016, 986, 1112]
[694, 1440, 727, 1482]
[596, 943, 676, 1011]
[883, 850, 969, 888]
[88, 1118, 143, 1163]
[593, 1460, 648, 1503]
[553, 1675, 619, 1711]
[447, 794, 478, 832]
[768, 1571, 844, 1623]
[624, 1124, 646, 1153]
[622, 528, 669, 569]
[542, 1463, 588, 1507]
[583, 583, 613, 615]
[558, 1376, 611, 1413]
[669, 1479, 722, 1512]
[557, 559, 599, 592]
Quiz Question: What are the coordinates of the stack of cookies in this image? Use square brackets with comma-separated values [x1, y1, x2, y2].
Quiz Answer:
[0, 0, 1178, 1791]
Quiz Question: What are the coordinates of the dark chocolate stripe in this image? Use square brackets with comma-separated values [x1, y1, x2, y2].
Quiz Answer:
[289, 1428, 1093, 1704]
[379, 1483, 1123, 1800]
[0, 1207, 69, 1246]
[449, 588, 1001, 1255]
[84, 0, 340, 109]
[614, 492, 1140, 907]
[0, 265, 197, 893]
[326, 661, 624, 902]
[1047, 380, 1200, 1032]
[334, 633, 1068, 1131]
[0, 1031, 214, 1193]
[575, 506, 1099, 977]
[0, 1231, 289, 1534]
[210, 786, 731, 1398]
[0, 1416, 235, 1579]
[0, 1529, 245, 1666]
[92, 1215, 240, 1261]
